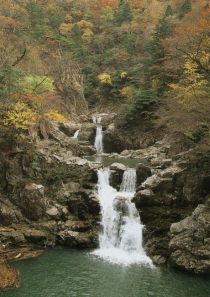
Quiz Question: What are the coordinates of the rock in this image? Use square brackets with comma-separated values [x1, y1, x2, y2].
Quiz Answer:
[59, 122, 81, 137]
[18, 183, 46, 221]
[142, 175, 173, 193]
[133, 189, 155, 207]
[120, 150, 132, 157]
[169, 204, 210, 274]
[58, 230, 97, 248]
[79, 123, 96, 143]
[92, 113, 117, 126]
[23, 229, 48, 245]
[152, 255, 167, 265]
[0, 229, 26, 246]
[113, 196, 129, 216]
[136, 163, 151, 186]
[46, 207, 60, 219]
[109, 163, 126, 190]
[0, 201, 23, 226]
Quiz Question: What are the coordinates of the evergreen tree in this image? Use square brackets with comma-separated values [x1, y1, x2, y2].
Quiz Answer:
[178, 0, 192, 19]
[165, 5, 173, 17]
[144, 17, 172, 94]
[116, 0, 133, 24]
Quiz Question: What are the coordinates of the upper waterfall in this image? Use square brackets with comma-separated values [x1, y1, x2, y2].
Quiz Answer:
[93, 116, 103, 153]
[93, 168, 153, 266]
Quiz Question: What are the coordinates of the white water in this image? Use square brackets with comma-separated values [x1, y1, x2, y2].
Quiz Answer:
[93, 116, 103, 153]
[93, 168, 153, 266]
[72, 129, 80, 139]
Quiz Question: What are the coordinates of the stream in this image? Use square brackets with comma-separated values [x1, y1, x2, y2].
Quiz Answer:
[1, 115, 210, 296]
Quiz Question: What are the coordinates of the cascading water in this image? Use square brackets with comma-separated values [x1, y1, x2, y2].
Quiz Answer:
[93, 168, 153, 266]
[93, 116, 103, 153]
[72, 129, 80, 139]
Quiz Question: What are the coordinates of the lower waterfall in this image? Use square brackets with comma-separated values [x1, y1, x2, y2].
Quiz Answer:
[72, 130, 80, 139]
[93, 168, 153, 266]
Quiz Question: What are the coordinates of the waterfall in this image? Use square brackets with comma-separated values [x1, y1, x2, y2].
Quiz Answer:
[93, 116, 103, 153]
[93, 168, 153, 266]
[72, 130, 80, 139]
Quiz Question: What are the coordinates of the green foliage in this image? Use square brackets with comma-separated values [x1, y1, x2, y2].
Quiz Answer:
[26, 1, 46, 40]
[116, 0, 133, 24]
[21, 76, 55, 96]
[119, 89, 157, 126]
[178, 0, 192, 19]
[144, 17, 172, 94]
[0, 65, 22, 100]
[165, 5, 173, 17]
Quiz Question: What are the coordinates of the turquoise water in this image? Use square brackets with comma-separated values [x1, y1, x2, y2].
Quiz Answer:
[1, 249, 209, 297]
[86, 156, 148, 168]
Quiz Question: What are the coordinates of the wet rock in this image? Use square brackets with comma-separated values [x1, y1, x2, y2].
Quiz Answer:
[110, 163, 126, 190]
[110, 163, 127, 172]
[136, 163, 151, 186]
[113, 196, 129, 216]
[59, 122, 81, 137]
[152, 255, 167, 265]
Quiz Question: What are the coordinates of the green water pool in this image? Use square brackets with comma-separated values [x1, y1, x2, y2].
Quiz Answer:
[1, 249, 209, 297]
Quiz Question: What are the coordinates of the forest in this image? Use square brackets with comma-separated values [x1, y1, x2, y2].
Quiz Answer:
[0, 0, 209, 138]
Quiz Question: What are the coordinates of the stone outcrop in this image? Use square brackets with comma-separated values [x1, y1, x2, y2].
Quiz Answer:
[0, 121, 100, 290]
[132, 145, 210, 272]
[169, 204, 210, 274]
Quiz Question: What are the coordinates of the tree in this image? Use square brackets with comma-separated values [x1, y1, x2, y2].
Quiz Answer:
[49, 50, 88, 115]
[116, 0, 133, 24]
[169, 60, 209, 105]
[178, 0, 192, 19]
[165, 5, 173, 17]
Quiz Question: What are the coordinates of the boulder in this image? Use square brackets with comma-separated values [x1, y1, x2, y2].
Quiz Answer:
[136, 163, 151, 186]
[133, 189, 155, 207]
[46, 207, 60, 220]
[18, 183, 46, 221]
[109, 163, 126, 190]
[169, 204, 210, 274]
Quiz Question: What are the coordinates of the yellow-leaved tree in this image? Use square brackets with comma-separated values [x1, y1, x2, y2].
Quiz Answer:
[169, 60, 209, 105]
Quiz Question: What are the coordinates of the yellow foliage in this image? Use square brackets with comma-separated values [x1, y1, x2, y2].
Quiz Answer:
[76, 20, 94, 30]
[65, 14, 72, 23]
[59, 23, 73, 36]
[98, 73, 112, 85]
[169, 60, 209, 104]
[44, 111, 67, 123]
[82, 28, 94, 42]
[120, 71, 128, 79]
[4, 102, 37, 130]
